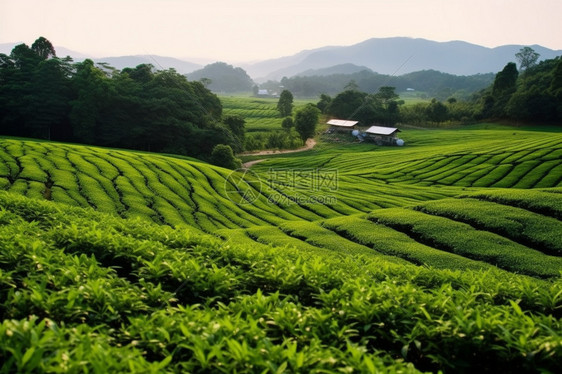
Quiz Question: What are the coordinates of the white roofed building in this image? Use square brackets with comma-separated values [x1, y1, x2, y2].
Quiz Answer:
[327, 119, 359, 133]
[365, 126, 401, 145]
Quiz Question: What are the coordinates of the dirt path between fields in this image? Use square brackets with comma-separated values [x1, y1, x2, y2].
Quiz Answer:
[241, 138, 317, 169]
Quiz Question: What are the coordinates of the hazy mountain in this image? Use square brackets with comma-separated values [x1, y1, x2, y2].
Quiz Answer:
[0, 42, 19, 55]
[241, 46, 338, 81]
[0, 43, 92, 60]
[295, 63, 372, 77]
[0, 43, 202, 74]
[186, 62, 254, 93]
[94, 55, 202, 74]
[250, 37, 562, 81]
[275, 68, 494, 99]
[3, 37, 561, 81]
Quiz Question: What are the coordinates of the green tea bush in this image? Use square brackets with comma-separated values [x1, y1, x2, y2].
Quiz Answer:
[415, 198, 562, 255]
[368, 208, 562, 278]
[464, 188, 562, 220]
[1, 191, 562, 372]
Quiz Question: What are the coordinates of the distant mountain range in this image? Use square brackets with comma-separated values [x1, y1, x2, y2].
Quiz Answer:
[242, 37, 562, 81]
[0, 43, 203, 75]
[2, 37, 561, 81]
[92, 55, 202, 74]
[0, 43, 93, 60]
[294, 63, 373, 77]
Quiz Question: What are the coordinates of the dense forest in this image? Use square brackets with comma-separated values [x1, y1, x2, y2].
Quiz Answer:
[259, 69, 495, 100]
[480, 57, 562, 122]
[0, 37, 244, 160]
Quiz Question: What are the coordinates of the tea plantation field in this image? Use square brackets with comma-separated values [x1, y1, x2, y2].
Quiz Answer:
[1, 124, 562, 372]
[220, 95, 312, 135]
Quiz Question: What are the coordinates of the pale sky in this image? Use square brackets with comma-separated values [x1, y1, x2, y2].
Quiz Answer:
[1, 0, 561, 62]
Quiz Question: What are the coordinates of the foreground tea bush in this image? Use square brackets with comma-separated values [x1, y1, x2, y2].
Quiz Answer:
[1, 191, 562, 373]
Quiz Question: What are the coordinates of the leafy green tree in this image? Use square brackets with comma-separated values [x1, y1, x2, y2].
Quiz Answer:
[344, 80, 359, 91]
[281, 117, 294, 131]
[28, 57, 72, 139]
[399, 103, 428, 126]
[374, 86, 402, 125]
[492, 63, 518, 96]
[210, 144, 241, 169]
[516, 47, 540, 72]
[69, 59, 110, 144]
[491, 62, 519, 117]
[0, 47, 35, 134]
[551, 59, 562, 119]
[199, 77, 212, 88]
[550, 58, 562, 98]
[31, 37, 56, 60]
[266, 131, 287, 149]
[223, 115, 245, 140]
[375, 86, 399, 102]
[327, 90, 367, 120]
[0, 37, 72, 139]
[123, 64, 153, 83]
[277, 89, 293, 117]
[223, 115, 245, 151]
[10, 43, 41, 71]
[316, 94, 332, 113]
[294, 104, 320, 141]
[244, 133, 266, 151]
[425, 99, 449, 124]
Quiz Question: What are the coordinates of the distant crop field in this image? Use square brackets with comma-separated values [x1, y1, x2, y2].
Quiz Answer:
[220, 95, 314, 134]
[397, 90, 432, 105]
[2, 126, 561, 232]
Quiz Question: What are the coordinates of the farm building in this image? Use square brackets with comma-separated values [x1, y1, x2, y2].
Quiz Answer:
[365, 126, 401, 145]
[327, 119, 359, 133]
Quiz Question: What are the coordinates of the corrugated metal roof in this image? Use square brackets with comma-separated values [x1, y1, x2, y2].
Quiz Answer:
[365, 126, 400, 135]
[327, 119, 359, 127]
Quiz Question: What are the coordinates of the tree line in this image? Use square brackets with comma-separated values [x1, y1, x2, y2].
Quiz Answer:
[0, 37, 245, 165]
[259, 69, 495, 101]
[479, 48, 562, 122]
[317, 49, 562, 126]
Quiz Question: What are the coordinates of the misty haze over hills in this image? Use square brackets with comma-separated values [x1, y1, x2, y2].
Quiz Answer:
[243, 38, 562, 81]
[2, 37, 561, 81]
[92, 55, 202, 74]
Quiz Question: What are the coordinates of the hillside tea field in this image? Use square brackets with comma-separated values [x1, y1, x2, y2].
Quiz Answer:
[1, 125, 562, 372]
[220, 96, 314, 133]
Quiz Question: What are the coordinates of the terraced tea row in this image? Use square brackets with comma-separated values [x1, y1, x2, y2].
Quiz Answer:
[220, 96, 312, 135]
[0, 139, 344, 230]
[0, 139, 463, 232]
[220, 188, 562, 279]
[2, 192, 562, 372]
[220, 96, 287, 133]
[254, 127, 562, 190]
